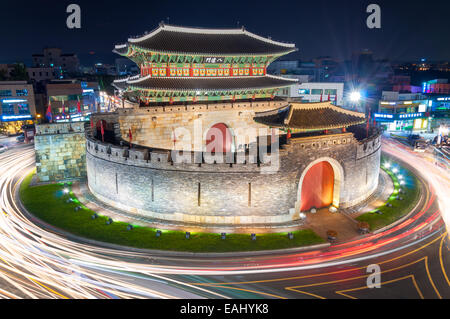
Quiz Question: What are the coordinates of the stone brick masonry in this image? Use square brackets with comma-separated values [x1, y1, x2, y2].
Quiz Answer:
[86, 128, 381, 226]
[35, 123, 87, 182]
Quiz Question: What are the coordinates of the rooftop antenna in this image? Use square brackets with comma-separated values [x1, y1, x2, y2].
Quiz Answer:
[166, 17, 170, 24]
[237, 21, 240, 28]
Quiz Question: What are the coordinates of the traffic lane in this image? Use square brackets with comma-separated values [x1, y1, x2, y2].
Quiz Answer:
[181, 231, 449, 299]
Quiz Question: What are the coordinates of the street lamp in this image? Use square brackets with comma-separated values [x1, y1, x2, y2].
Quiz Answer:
[350, 91, 362, 102]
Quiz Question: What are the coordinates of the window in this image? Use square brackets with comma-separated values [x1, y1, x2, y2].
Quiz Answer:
[18, 104, 30, 114]
[311, 89, 323, 95]
[16, 89, 28, 96]
[0, 90, 12, 97]
[324, 89, 337, 95]
[299, 89, 311, 95]
[1, 104, 15, 115]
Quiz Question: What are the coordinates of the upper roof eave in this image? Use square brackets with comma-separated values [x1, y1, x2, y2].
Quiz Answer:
[114, 43, 298, 58]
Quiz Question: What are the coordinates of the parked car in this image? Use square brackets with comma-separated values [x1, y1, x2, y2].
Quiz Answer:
[16, 134, 25, 142]
[0, 144, 7, 153]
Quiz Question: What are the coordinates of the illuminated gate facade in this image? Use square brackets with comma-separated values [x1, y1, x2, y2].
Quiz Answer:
[206, 123, 233, 153]
[300, 161, 335, 211]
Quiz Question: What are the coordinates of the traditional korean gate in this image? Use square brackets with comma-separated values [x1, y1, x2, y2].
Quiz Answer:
[205, 123, 233, 153]
[300, 161, 335, 211]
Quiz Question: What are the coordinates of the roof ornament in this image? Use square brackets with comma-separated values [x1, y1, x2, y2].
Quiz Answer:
[159, 21, 165, 28]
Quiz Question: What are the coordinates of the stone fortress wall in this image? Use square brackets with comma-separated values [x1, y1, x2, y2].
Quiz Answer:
[35, 122, 87, 182]
[91, 100, 288, 152]
[86, 123, 381, 226]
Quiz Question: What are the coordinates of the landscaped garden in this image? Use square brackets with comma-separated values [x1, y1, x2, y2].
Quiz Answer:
[20, 172, 325, 253]
[356, 156, 421, 231]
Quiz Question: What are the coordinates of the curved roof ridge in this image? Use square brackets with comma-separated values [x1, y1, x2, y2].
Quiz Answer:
[126, 23, 296, 48]
[290, 101, 365, 118]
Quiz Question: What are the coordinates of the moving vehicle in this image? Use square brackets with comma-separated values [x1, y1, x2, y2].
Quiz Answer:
[414, 140, 428, 152]
[16, 134, 25, 143]
[0, 144, 7, 153]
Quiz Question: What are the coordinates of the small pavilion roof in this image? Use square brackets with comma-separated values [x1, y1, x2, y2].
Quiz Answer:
[113, 23, 297, 56]
[254, 102, 366, 131]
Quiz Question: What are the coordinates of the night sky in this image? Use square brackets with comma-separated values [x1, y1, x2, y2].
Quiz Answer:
[1, 0, 449, 66]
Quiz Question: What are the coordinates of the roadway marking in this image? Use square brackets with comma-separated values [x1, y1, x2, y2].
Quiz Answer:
[192, 233, 446, 287]
[284, 257, 434, 299]
[202, 284, 287, 299]
[439, 235, 450, 287]
[335, 275, 424, 299]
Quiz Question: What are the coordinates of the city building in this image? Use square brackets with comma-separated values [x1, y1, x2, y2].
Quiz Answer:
[278, 82, 344, 105]
[0, 81, 36, 135]
[422, 79, 450, 94]
[32, 48, 80, 75]
[375, 89, 450, 133]
[45, 80, 99, 122]
[27, 67, 59, 82]
[115, 58, 139, 76]
[38, 24, 380, 231]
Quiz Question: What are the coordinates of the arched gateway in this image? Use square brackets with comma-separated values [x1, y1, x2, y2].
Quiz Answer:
[297, 157, 344, 212]
[205, 123, 233, 153]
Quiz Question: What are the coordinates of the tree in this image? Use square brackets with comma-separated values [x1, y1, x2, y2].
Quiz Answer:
[9, 63, 29, 81]
[0, 69, 8, 81]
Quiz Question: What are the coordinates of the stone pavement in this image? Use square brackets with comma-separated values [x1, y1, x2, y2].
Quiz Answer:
[303, 208, 359, 243]
[304, 170, 394, 242]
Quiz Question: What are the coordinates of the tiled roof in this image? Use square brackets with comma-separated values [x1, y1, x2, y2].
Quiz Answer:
[254, 102, 366, 130]
[113, 75, 297, 92]
[114, 24, 297, 56]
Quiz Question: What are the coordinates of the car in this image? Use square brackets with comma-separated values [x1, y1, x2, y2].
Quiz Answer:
[414, 141, 428, 153]
[16, 134, 25, 142]
[0, 144, 7, 153]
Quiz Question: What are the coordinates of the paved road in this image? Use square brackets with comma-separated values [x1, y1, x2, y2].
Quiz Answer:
[0, 138, 448, 299]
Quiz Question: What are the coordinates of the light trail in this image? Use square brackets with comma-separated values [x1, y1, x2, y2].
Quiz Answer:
[0, 139, 446, 298]
[382, 138, 450, 237]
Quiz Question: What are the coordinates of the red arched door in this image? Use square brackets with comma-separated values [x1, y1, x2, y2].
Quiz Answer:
[300, 161, 334, 211]
[206, 123, 233, 153]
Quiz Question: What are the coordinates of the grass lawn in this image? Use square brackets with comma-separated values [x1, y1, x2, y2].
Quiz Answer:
[356, 156, 421, 231]
[20, 173, 324, 253]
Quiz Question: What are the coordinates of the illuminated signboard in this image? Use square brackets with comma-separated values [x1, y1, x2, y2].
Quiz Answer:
[0, 114, 32, 122]
[374, 113, 394, 119]
[398, 113, 424, 119]
[202, 57, 225, 64]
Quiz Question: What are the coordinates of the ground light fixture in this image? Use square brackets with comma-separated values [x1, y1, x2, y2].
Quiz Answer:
[156, 230, 162, 237]
[63, 188, 69, 194]
[221, 233, 226, 240]
[185, 232, 190, 239]
[251, 233, 256, 241]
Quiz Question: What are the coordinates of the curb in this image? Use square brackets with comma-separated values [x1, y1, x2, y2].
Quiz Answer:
[373, 155, 426, 235]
